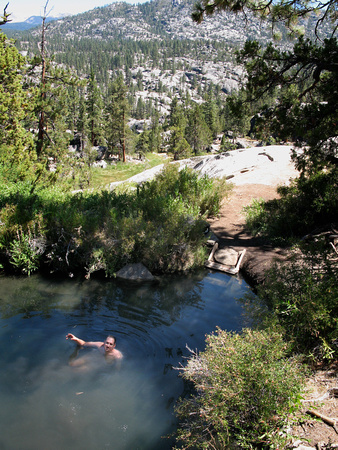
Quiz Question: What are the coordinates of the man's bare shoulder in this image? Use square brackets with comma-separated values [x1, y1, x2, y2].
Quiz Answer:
[116, 350, 123, 359]
[113, 349, 123, 359]
[106, 349, 123, 360]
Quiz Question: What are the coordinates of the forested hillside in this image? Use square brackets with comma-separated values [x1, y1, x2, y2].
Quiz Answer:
[6, 0, 323, 120]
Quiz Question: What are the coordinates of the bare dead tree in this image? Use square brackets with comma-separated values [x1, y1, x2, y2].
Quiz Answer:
[36, 1, 53, 156]
[0, 3, 11, 26]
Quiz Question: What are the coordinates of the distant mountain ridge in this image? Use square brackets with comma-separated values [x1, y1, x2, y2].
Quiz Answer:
[4, 16, 58, 31]
[33, 0, 273, 44]
[6, 0, 326, 119]
[30, 0, 320, 45]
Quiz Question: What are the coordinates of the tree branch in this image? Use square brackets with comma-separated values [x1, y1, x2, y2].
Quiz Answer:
[0, 2, 11, 26]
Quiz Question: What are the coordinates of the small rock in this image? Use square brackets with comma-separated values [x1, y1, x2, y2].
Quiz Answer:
[295, 446, 316, 450]
[316, 442, 327, 450]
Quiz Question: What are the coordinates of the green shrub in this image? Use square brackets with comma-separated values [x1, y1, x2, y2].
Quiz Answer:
[175, 328, 305, 449]
[244, 170, 338, 242]
[0, 165, 231, 276]
[137, 164, 230, 218]
[243, 197, 271, 237]
[8, 227, 42, 275]
[255, 254, 338, 362]
[220, 136, 237, 152]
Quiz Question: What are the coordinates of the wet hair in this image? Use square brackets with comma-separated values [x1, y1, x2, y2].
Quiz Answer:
[106, 335, 116, 345]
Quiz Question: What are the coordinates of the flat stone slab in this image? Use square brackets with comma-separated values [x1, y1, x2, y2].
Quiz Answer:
[214, 248, 239, 266]
[116, 263, 155, 281]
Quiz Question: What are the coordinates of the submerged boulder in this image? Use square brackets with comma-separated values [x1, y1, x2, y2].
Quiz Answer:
[116, 263, 155, 281]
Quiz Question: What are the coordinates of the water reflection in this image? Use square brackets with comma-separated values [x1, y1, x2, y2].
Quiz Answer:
[0, 271, 251, 449]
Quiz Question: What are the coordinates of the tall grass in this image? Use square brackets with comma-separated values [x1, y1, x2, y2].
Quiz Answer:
[89, 153, 167, 188]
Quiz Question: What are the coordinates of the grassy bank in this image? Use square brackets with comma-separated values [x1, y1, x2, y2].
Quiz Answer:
[90, 153, 167, 188]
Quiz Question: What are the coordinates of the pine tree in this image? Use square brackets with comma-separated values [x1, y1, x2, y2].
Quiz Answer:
[169, 96, 187, 131]
[86, 69, 104, 147]
[105, 74, 130, 162]
[135, 97, 145, 120]
[135, 129, 149, 159]
[169, 126, 192, 160]
[149, 109, 163, 153]
[29, 2, 81, 164]
[0, 31, 34, 180]
[0, 2, 10, 26]
[186, 104, 212, 155]
[76, 88, 88, 151]
[203, 91, 221, 139]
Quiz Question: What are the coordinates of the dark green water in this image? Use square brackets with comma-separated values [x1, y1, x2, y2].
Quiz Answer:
[0, 270, 251, 450]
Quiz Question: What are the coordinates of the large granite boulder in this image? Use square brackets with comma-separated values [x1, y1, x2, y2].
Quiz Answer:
[116, 263, 155, 281]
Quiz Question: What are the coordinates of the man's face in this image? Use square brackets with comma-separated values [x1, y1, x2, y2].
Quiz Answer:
[104, 337, 115, 352]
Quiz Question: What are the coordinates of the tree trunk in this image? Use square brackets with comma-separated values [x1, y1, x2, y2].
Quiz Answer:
[122, 109, 126, 162]
[36, 3, 48, 157]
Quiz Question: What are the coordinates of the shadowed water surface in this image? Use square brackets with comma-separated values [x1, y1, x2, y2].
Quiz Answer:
[0, 270, 251, 450]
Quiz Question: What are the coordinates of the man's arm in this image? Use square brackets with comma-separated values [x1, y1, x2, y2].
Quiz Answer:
[66, 333, 103, 348]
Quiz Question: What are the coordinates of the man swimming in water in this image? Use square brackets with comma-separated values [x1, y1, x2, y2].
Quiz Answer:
[66, 333, 123, 365]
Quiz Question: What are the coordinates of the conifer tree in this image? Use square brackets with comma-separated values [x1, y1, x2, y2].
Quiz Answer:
[203, 92, 221, 138]
[105, 74, 130, 162]
[29, 1, 80, 165]
[0, 2, 10, 26]
[169, 96, 187, 131]
[169, 126, 192, 160]
[135, 129, 149, 159]
[149, 109, 163, 153]
[186, 104, 212, 155]
[135, 97, 145, 120]
[86, 69, 104, 146]
[76, 88, 88, 152]
[0, 31, 34, 180]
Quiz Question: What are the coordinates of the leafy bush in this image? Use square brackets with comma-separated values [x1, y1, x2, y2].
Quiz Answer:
[137, 164, 230, 218]
[244, 170, 338, 242]
[0, 165, 231, 276]
[8, 227, 44, 275]
[254, 253, 338, 362]
[175, 328, 305, 449]
[220, 136, 237, 152]
[243, 197, 270, 237]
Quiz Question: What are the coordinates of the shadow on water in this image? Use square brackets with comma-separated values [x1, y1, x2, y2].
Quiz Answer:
[0, 270, 253, 450]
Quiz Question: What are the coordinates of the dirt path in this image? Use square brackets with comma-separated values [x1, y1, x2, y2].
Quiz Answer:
[209, 183, 338, 449]
[209, 183, 288, 285]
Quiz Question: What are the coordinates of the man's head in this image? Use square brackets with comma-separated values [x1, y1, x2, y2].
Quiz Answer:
[104, 335, 116, 352]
